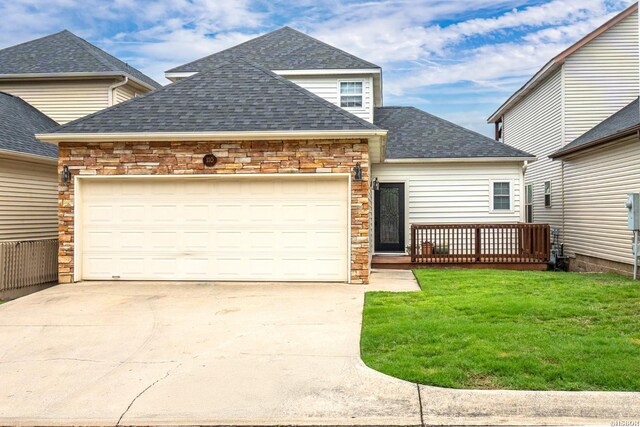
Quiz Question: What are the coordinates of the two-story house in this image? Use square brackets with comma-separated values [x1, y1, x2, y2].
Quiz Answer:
[488, 3, 639, 274]
[37, 27, 534, 285]
[0, 30, 160, 298]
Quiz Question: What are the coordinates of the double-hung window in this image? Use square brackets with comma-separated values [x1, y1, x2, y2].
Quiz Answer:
[525, 184, 533, 222]
[544, 181, 552, 208]
[492, 181, 511, 211]
[339, 81, 363, 108]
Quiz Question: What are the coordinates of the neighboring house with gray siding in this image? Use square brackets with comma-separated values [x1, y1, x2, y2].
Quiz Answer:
[488, 3, 640, 274]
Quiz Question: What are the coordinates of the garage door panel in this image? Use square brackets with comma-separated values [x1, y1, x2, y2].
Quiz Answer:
[150, 204, 178, 223]
[83, 257, 113, 277]
[214, 230, 242, 249]
[217, 204, 243, 222]
[184, 205, 209, 222]
[121, 231, 145, 249]
[121, 205, 145, 222]
[84, 231, 112, 250]
[184, 232, 209, 250]
[80, 177, 349, 282]
[85, 205, 113, 223]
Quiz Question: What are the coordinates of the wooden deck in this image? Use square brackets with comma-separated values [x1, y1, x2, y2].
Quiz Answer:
[372, 255, 549, 271]
[373, 223, 551, 271]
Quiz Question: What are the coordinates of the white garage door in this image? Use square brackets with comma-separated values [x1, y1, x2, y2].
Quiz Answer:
[78, 176, 349, 282]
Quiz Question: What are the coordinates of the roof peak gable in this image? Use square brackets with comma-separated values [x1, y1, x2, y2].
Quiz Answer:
[166, 26, 380, 74]
[0, 30, 161, 89]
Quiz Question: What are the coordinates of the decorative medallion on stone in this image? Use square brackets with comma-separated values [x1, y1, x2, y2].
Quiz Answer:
[203, 154, 218, 167]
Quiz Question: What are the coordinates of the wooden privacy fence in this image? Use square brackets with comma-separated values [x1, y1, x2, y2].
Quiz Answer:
[411, 223, 550, 264]
[0, 239, 58, 293]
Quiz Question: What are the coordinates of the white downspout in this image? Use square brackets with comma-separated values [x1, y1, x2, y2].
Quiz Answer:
[107, 76, 128, 106]
[521, 161, 528, 222]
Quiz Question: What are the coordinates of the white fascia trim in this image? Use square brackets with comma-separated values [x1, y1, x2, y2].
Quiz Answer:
[164, 72, 196, 80]
[383, 156, 537, 163]
[0, 72, 157, 91]
[273, 68, 381, 76]
[36, 129, 388, 144]
[0, 148, 57, 164]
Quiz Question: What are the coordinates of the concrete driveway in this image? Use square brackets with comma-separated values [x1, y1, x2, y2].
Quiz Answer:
[1, 276, 639, 426]
[0, 281, 419, 426]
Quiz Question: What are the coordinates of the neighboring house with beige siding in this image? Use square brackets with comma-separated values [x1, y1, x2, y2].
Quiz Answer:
[0, 30, 161, 124]
[0, 92, 58, 299]
[488, 3, 640, 274]
[501, 68, 563, 233]
[550, 99, 640, 274]
[0, 31, 160, 298]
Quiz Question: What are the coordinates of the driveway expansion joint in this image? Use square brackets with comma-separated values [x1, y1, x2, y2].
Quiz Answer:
[416, 383, 425, 427]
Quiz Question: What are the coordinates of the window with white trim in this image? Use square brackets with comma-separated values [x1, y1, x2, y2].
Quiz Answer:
[544, 181, 551, 208]
[339, 81, 363, 108]
[525, 184, 533, 222]
[492, 181, 511, 211]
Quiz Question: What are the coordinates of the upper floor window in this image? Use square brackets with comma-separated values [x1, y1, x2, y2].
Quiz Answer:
[544, 181, 552, 208]
[492, 181, 511, 211]
[339, 81, 363, 108]
[525, 184, 533, 222]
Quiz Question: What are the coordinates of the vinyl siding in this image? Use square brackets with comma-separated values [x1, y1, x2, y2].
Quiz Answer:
[503, 68, 563, 233]
[372, 162, 523, 244]
[0, 156, 57, 241]
[0, 79, 112, 124]
[562, 136, 640, 265]
[283, 74, 374, 122]
[113, 82, 139, 104]
[563, 11, 639, 145]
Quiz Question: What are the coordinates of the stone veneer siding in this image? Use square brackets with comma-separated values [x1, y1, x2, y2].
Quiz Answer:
[58, 139, 370, 284]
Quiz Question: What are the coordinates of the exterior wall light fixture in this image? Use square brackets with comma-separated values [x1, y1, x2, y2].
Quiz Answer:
[61, 165, 71, 184]
[353, 163, 362, 181]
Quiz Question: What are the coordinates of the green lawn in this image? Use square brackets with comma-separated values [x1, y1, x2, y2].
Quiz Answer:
[361, 269, 640, 391]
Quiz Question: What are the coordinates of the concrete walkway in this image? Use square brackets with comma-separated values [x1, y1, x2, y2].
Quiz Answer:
[368, 269, 421, 292]
[0, 274, 638, 426]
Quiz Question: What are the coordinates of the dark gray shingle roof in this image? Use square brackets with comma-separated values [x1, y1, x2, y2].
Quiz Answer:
[0, 30, 161, 89]
[551, 98, 639, 158]
[47, 60, 379, 135]
[0, 92, 58, 158]
[374, 106, 534, 159]
[168, 27, 379, 74]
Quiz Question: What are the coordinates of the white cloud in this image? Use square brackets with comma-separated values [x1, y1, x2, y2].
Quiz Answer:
[0, 0, 635, 129]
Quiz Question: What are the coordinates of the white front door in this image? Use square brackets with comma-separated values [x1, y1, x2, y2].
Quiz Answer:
[78, 176, 350, 282]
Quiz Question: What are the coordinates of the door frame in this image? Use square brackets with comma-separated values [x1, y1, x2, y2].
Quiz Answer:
[73, 173, 352, 283]
[374, 180, 408, 253]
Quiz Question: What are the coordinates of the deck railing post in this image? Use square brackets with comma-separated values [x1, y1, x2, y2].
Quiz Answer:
[475, 226, 481, 262]
[411, 224, 416, 263]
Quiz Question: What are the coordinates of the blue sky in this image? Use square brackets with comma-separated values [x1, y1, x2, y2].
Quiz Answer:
[0, 0, 634, 136]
